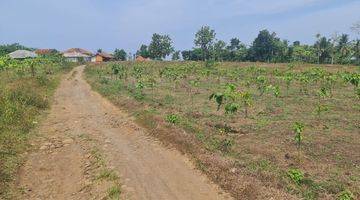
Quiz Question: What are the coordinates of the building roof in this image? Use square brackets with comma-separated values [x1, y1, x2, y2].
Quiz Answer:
[63, 52, 92, 58]
[35, 49, 57, 55]
[95, 52, 114, 59]
[8, 50, 37, 59]
[136, 55, 151, 61]
[62, 48, 93, 56]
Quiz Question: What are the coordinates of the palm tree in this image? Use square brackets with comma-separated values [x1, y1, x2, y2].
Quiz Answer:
[315, 34, 331, 64]
[337, 34, 350, 63]
[353, 39, 360, 65]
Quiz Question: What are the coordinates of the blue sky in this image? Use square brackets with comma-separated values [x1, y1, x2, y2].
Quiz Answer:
[0, 0, 359, 53]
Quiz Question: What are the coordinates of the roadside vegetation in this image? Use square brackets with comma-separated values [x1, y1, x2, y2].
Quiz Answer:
[0, 55, 73, 198]
[85, 61, 359, 199]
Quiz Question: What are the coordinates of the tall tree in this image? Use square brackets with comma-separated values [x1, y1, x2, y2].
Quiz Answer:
[114, 49, 127, 61]
[314, 34, 332, 64]
[337, 34, 351, 63]
[225, 38, 247, 61]
[97, 49, 102, 53]
[194, 26, 216, 61]
[181, 49, 203, 61]
[136, 45, 150, 58]
[172, 50, 181, 61]
[228, 38, 241, 51]
[350, 22, 360, 65]
[148, 33, 174, 60]
[213, 40, 226, 61]
[352, 39, 360, 64]
[329, 32, 339, 64]
[293, 41, 301, 46]
[292, 45, 317, 63]
[250, 30, 278, 62]
[272, 39, 291, 62]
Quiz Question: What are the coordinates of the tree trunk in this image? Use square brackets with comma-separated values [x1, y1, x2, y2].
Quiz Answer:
[30, 65, 35, 77]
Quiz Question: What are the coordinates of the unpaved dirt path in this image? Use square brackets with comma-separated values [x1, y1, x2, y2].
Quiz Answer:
[19, 66, 232, 200]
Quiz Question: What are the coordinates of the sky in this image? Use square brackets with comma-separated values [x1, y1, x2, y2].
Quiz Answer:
[0, 0, 359, 54]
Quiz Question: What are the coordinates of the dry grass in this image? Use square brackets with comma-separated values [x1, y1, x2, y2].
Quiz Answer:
[85, 61, 359, 200]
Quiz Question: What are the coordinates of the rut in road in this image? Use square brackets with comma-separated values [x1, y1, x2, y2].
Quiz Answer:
[19, 66, 232, 200]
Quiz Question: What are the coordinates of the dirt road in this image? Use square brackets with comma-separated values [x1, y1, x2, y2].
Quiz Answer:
[19, 66, 232, 200]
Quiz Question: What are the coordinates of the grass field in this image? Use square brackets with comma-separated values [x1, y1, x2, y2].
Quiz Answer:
[85, 61, 359, 199]
[0, 63, 73, 198]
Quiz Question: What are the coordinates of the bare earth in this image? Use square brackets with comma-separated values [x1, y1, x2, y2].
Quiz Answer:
[19, 66, 232, 200]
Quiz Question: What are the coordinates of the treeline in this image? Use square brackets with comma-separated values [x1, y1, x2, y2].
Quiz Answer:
[0, 43, 34, 57]
[137, 23, 360, 65]
[2, 22, 359, 65]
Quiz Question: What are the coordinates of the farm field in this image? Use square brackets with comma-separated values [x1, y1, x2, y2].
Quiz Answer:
[85, 61, 360, 199]
[0, 59, 74, 198]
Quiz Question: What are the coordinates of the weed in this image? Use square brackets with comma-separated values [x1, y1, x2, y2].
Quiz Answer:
[36, 74, 50, 86]
[166, 114, 180, 124]
[100, 77, 110, 84]
[337, 190, 354, 200]
[293, 122, 305, 162]
[97, 169, 118, 181]
[90, 148, 105, 167]
[225, 103, 239, 114]
[107, 185, 121, 200]
[287, 169, 304, 185]
[204, 60, 219, 68]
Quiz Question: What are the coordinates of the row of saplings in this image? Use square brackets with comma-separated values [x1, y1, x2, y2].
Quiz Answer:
[108, 63, 359, 200]
[0, 55, 67, 77]
[207, 69, 358, 200]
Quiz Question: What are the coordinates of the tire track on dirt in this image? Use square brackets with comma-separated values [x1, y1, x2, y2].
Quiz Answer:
[19, 66, 232, 200]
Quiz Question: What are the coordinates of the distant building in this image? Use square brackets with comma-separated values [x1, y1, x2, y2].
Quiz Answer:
[91, 52, 114, 63]
[62, 48, 93, 62]
[35, 49, 58, 56]
[135, 55, 151, 62]
[8, 50, 37, 59]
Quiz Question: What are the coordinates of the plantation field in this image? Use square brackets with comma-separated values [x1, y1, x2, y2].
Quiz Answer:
[85, 61, 359, 199]
[0, 60, 73, 198]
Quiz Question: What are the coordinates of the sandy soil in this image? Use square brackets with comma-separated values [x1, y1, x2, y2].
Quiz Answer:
[18, 66, 232, 200]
